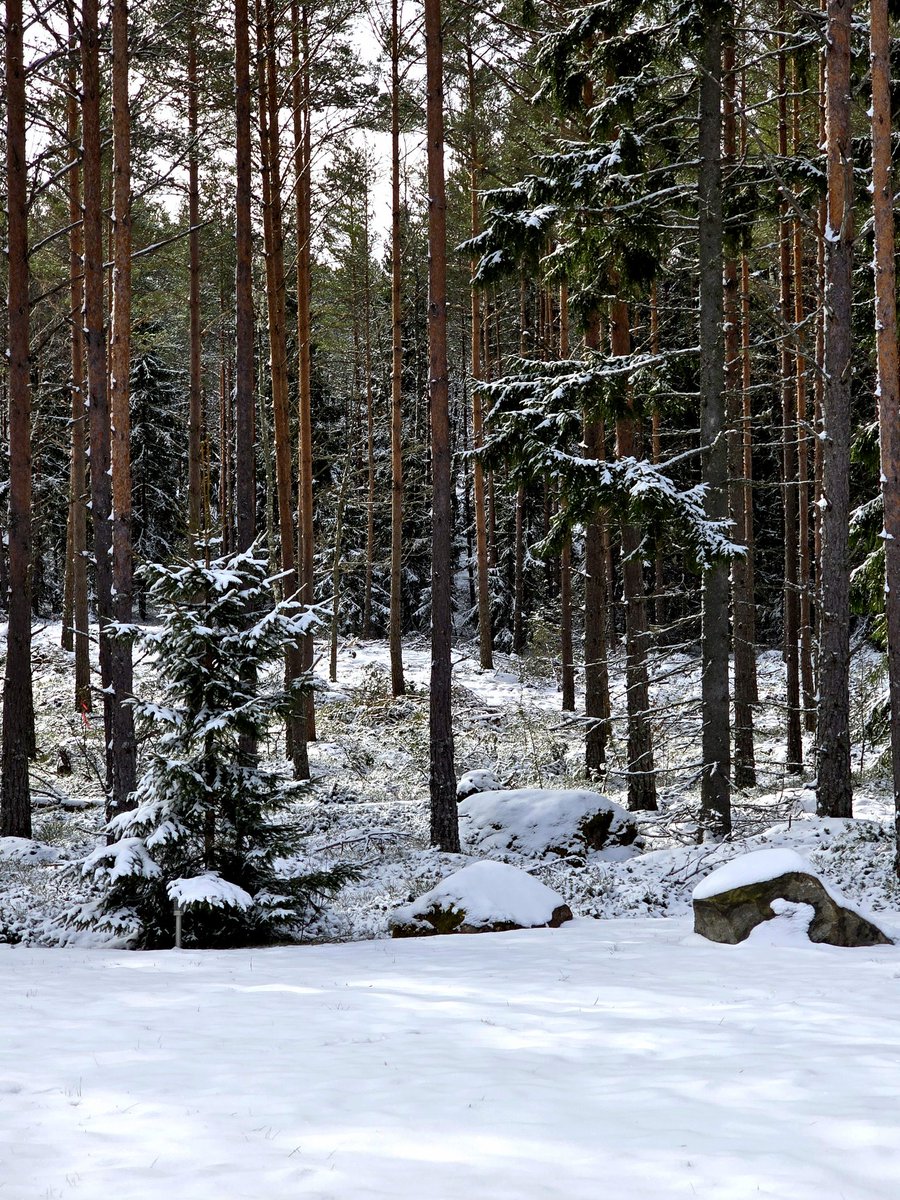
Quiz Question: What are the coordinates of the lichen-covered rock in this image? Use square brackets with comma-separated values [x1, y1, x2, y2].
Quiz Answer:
[692, 849, 892, 947]
[458, 788, 640, 861]
[389, 860, 573, 938]
[456, 769, 503, 801]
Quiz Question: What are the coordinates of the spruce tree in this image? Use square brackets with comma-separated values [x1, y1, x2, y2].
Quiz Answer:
[78, 548, 354, 948]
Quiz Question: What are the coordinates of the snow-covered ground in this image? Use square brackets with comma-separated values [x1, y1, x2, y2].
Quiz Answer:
[3, 918, 900, 1200]
[5, 625, 900, 1195]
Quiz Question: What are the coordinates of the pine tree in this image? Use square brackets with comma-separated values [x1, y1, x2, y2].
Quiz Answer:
[78, 548, 353, 948]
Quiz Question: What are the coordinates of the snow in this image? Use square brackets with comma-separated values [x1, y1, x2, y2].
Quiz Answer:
[3, 920, 900, 1199]
[168, 872, 254, 912]
[456, 767, 503, 799]
[0, 837, 59, 864]
[390, 860, 567, 930]
[693, 848, 820, 900]
[459, 787, 635, 860]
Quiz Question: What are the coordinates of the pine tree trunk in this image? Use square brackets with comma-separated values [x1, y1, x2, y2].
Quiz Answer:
[187, 23, 203, 545]
[698, 11, 731, 836]
[778, 9, 803, 774]
[259, 0, 308, 778]
[724, 35, 755, 788]
[468, 45, 492, 671]
[792, 61, 816, 734]
[235, 0, 255, 554]
[424, 0, 458, 851]
[66, 6, 90, 714]
[292, 1, 316, 740]
[559, 282, 575, 713]
[108, 0, 138, 815]
[1, 0, 33, 837]
[583, 315, 610, 774]
[82, 0, 116, 799]
[611, 299, 656, 812]
[816, 0, 853, 818]
[868, 0, 900, 872]
[388, 0, 405, 695]
[362, 193, 376, 639]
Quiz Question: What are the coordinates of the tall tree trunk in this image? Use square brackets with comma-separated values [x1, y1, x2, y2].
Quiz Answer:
[292, 1, 316, 739]
[869, 0, 900, 872]
[611, 299, 656, 812]
[467, 44, 493, 671]
[739, 70, 759, 707]
[724, 35, 755, 788]
[649, 286, 665, 628]
[388, 0, 405, 695]
[108, 0, 138, 815]
[259, 0, 308, 777]
[66, 4, 90, 714]
[1, 0, 33, 837]
[559, 282, 575, 713]
[235, 0, 255, 554]
[82, 0, 116, 801]
[187, 22, 203, 545]
[424, 0, 458, 850]
[583, 315, 610, 774]
[698, 12, 731, 836]
[792, 58, 816, 733]
[778, 6, 803, 773]
[816, 0, 853, 818]
[362, 190, 376, 638]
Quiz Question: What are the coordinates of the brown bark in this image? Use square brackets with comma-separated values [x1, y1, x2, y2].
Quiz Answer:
[388, 0, 405, 696]
[66, 4, 90, 714]
[611, 299, 656, 812]
[792, 60, 816, 733]
[725, 37, 755, 789]
[235, 0, 255, 554]
[869, 0, 900, 872]
[82, 0, 116, 799]
[187, 23, 203, 545]
[1, 0, 33, 836]
[424, 0, 458, 850]
[468, 44, 492, 671]
[292, 1, 316, 739]
[258, 0, 308, 777]
[559, 282, 575, 713]
[362, 190, 376, 638]
[583, 315, 610, 773]
[778, 10, 803, 773]
[816, 0, 853, 818]
[698, 11, 731, 835]
[108, 0, 138, 815]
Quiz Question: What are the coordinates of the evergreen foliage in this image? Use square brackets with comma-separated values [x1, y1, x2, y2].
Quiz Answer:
[76, 548, 355, 948]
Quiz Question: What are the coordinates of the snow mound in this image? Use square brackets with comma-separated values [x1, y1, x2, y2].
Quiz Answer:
[0, 838, 59, 865]
[459, 788, 639, 861]
[456, 768, 503, 800]
[390, 860, 571, 936]
[167, 873, 254, 912]
[746, 900, 817, 946]
[693, 848, 824, 901]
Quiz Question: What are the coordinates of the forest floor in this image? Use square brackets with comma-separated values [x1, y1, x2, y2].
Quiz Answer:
[3, 626, 900, 1197]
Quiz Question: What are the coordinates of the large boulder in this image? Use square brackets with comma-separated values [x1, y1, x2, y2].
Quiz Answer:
[692, 848, 892, 947]
[389, 860, 573, 937]
[458, 787, 639, 861]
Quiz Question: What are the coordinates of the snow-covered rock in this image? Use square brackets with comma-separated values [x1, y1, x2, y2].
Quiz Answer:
[389, 860, 572, 937]
[692, 848, 892, 947]
[456, 768, 503, 801]
[458, 788, 639, 861]
[0, 838, 59, 865]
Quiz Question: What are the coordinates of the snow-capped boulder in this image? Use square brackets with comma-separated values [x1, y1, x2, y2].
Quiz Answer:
[692, 848, 892, 947]
[456, 768, 503, 801]
[458, 788, 639, 861]
[0, 837, 60, 865]
[389, 861, 573, 937]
